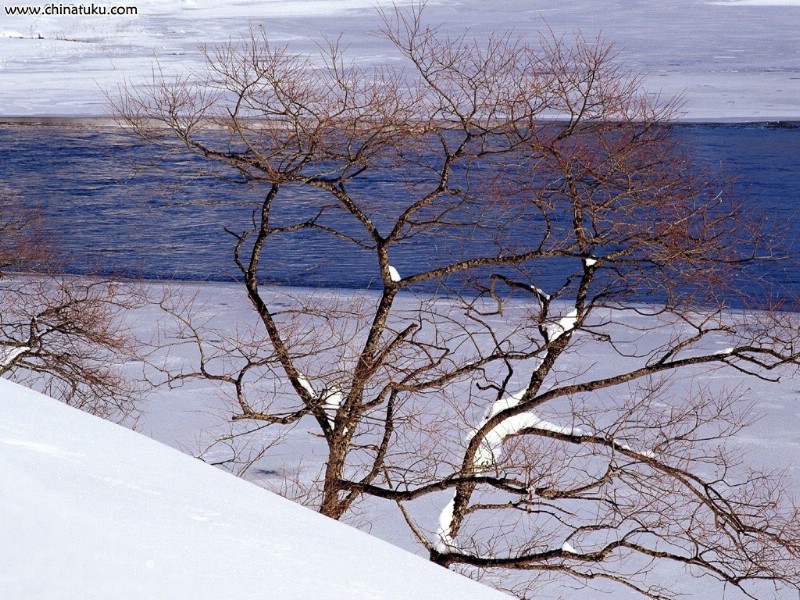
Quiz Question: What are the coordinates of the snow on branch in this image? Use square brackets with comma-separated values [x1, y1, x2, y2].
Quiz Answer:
[543, 309, 578, 344]
[470, 389, 580, 471]
[323, 386, 343, 427]
[435, 494, 458, 553]
[296, 373, 317, 399]
[0, 345, 30, 370]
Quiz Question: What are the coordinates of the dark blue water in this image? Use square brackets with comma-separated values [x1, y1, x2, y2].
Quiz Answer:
[1, 122, 798, 305]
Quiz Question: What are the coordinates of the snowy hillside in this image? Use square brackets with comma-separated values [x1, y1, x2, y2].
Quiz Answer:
[1, 0, 799, 119]
[0, 377, 510, 600]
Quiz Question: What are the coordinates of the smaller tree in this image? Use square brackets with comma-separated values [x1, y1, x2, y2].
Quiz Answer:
[0, 190, 143, 422]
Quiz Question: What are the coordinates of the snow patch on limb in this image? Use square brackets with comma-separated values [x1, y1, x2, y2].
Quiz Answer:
[545, 309, 578, 343]
[471, 412, 543, 469]
[613, 438, 655, 458]
[443, 384, 586, 554]
[534, 419, 582, 436]
[297, 376, 343, 427]
[296, 374, 317, 399]
[470, 390, 581, 470]
[613, 439, 633, 452]
[468, 389, 529, 469]
[562, 541, 578, 554]
[529, 285, 550, 306]
[388, 265, 401, 282]
[435, 494, 458, 553]
[323, 387, 343, 427]
[0, 345, 30, 369]
[485, 388, 527, 420]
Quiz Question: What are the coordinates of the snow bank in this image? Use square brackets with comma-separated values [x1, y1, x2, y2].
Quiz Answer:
[0, 378, 510, 600]
[0, 0, 798, 119]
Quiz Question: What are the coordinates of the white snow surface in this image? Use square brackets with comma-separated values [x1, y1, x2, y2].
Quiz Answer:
[0, 0, 799, 119]
[0, 377, 511, 600]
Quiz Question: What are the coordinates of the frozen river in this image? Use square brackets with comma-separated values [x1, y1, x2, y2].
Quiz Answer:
[1, 122, 798, 306]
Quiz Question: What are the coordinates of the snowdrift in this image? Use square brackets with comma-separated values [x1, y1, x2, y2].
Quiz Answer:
[0, 378, 509, 599]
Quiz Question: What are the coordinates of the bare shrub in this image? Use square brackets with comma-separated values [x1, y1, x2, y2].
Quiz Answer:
[0, 191, 144, 422]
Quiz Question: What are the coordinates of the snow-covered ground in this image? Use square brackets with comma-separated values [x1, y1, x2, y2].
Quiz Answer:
[129, 282, 800, 599]
[0, 376, 511, 600]
[4, 278, 800, 598]
[1, 0, 799, 120]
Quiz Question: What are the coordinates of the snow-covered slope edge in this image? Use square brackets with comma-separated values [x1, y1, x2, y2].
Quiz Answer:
[0, 378, 509, 600]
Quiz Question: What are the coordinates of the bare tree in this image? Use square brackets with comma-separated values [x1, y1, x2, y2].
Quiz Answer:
[118, 5, 800, 598]
[0, 190, 144, 422]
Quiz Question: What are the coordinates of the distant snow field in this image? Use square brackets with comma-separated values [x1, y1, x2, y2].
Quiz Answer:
[0, 377, 510, 600]
[0, 0, 798, 119]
